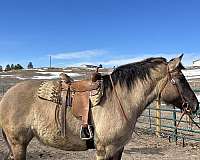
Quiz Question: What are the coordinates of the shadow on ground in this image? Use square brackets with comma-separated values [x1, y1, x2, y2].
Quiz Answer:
[124, 147, 164, 156]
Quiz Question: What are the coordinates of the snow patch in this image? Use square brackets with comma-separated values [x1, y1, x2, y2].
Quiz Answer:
[32, 76, 58, 80]
[0, 72, 82, 80]
[0, 75, 14, 77]
[36, 72, 82, 78]
[63, 69, 72, 72]
[15, 76, 29, 80]
[183, 69, 200, 80]
[197, 95, 200, 102]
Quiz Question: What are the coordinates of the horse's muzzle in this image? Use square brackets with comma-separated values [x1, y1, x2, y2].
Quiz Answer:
[192, 102, 199, 114]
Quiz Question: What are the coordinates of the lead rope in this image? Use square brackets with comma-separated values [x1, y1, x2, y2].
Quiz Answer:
[187, 114, 200, 130]
[109, 75, 129, 123]
[109, 74, 139, 136]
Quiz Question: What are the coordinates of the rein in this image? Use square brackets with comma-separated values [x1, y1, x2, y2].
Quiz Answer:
[169, 108, 200, 142]
[187, 114, 200, 130]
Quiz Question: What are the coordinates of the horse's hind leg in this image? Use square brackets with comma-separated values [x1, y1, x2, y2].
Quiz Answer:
[2, 129, 14, 160]
[10, 144, 26, 160]
[3, 128, 34, 160]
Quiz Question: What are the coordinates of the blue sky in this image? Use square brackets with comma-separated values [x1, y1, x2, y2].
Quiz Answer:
[0, 0, 200, 68]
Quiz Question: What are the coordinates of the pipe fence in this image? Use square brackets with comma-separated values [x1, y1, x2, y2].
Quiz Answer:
[137, 91, 200, 146]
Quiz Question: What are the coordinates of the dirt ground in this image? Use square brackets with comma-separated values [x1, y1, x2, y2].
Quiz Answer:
[0, 129, 200, 160]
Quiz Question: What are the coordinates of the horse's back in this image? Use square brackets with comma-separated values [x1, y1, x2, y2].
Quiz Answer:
[0, 80, 41, 129]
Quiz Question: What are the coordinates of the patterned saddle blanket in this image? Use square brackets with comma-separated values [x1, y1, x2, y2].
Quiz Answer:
[37, 80, 103, 106]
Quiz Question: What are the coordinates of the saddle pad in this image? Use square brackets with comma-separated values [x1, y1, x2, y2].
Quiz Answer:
[37, 80, 104, 106]
[37, 81, 60, 103]
[90, 80, 103, 106]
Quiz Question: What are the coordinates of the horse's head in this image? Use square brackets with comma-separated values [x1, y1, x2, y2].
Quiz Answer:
[160, 54, 199, 114]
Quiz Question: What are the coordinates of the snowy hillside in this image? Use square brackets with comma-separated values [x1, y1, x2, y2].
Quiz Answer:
[182, 68, 200, 80]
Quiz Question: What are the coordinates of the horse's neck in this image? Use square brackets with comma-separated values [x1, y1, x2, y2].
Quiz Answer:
[111, 79, 158, 121]
[92, 79, 159, 142]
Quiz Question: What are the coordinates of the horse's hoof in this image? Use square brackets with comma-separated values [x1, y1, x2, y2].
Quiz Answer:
[3, 154, 14, 160]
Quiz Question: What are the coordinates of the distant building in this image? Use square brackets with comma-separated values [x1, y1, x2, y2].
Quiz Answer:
[81, 64, 98, 68]
[193, 59, 200, 66]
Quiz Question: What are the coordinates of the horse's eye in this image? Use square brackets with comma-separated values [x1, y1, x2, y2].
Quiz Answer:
[178, 76, 186, 82]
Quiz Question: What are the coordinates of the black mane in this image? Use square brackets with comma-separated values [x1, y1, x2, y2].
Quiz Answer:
[102, 57, 167, 91]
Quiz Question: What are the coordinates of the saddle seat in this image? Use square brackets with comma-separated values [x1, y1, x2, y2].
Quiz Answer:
[60, 79, 101, 118]
[61, 79, 100, 92]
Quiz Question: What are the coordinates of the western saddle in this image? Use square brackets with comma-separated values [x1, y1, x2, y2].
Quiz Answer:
[56, 69, 102, 140]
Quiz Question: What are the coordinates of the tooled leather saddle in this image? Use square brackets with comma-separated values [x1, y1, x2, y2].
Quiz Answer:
[37, 73, 103, 137]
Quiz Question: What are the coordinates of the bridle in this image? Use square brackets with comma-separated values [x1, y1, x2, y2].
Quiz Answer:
[158, 66, 200, 130]
[109, 66, 190, 129]
[109, 65, 200, 133]
[157, 66, 190, 113]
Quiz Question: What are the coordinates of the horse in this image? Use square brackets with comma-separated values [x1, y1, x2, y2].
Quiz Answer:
[0, 55, 198, 160]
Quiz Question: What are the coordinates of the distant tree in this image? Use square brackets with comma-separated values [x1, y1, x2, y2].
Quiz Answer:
[15, 64, 23, 70]
[27, 62, 33, 69]
[11, 64, 15, 70]
[5, 64, 11, 71]
[0, 65, 3, 72]
[99, 64, 103, 68]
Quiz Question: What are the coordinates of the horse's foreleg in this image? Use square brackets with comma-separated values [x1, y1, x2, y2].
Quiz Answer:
[96, 146, 124, 160]
[96, 145, 106, 160]
[108, 147, 124, 160]
[10, 144, 27, 160]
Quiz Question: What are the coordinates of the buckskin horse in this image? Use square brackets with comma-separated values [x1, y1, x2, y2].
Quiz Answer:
[0, 55, 199, 160]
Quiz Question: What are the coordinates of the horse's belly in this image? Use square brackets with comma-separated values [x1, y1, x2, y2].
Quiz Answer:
[33, 125, 88, 151]
[32, 111, 88, 151]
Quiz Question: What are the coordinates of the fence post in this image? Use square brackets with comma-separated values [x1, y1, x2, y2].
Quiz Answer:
[148, 107, 152, 130]
[172, 106, 177, 142]
[155, 101, 161, 137]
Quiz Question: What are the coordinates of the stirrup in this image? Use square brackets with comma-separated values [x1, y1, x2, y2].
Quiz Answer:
[80, 125, 93, 140]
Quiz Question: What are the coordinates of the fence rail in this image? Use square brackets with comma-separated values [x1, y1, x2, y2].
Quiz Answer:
[137, 99, 200, 145]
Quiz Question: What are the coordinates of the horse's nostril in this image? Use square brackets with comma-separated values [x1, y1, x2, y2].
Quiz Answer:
[194, 102, 200, 113]
[191, 102, 199, 114]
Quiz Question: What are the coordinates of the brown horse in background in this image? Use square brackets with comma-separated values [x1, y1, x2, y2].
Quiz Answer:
[0, 55, 198, 160]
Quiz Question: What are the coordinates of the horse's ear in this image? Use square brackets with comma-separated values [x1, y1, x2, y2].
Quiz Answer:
[168, 54, 183, 72]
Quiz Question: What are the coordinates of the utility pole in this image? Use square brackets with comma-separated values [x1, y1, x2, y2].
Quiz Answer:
[49, 56, 52, 68]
